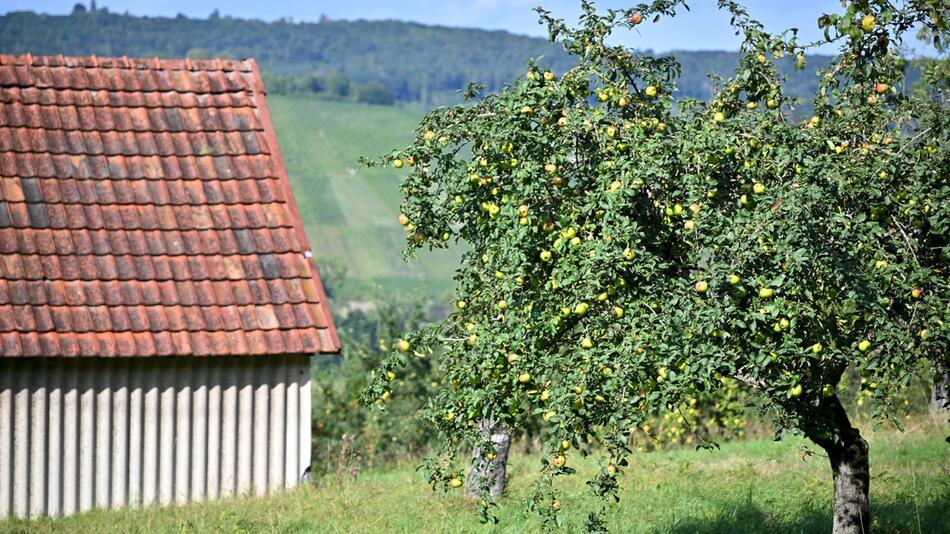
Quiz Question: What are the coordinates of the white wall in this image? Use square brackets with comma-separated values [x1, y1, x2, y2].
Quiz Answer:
[0, 355, 312, 519]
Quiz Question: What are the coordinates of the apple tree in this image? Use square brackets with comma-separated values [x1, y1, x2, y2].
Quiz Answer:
[364, 1, 949, 532]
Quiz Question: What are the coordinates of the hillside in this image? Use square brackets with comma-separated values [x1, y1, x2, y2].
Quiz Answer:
[267, 97, 457, 299]
[0, 6, 837, 106]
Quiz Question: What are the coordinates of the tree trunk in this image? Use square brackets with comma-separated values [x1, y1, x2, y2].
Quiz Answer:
[930, 363, 949, 414]
[806, 396, 871, 534]
[465, 419, 511, 499]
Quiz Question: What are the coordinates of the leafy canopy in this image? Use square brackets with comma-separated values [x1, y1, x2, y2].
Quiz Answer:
[365, 0, 949, 528]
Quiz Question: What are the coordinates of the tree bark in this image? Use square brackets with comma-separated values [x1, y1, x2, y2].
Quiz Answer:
[465, 419, 511, 499]
[930, 363, 949, 414]
[805, 396, 871, 534]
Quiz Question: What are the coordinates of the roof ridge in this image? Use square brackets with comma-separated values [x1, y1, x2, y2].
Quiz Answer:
[0, 54, 257, 73]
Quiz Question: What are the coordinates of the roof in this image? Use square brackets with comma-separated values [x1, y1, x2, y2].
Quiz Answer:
[0, 54, 340, 357]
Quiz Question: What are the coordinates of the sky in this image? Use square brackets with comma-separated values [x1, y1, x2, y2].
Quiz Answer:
[0, 0, 938, 55]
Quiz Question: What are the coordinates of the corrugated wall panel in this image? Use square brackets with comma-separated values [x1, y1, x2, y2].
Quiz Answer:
[0, 355, 312, 519]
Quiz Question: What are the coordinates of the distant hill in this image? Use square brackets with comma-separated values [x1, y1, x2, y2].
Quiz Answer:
[0, 5, 837, 106]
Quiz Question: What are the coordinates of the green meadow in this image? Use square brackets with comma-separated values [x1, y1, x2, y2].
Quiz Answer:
[268, 97, 458, 299]
[6, 417, 947, 533]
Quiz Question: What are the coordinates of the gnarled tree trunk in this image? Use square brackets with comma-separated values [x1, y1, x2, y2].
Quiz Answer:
[930, 363, 949, 415]
[806, 395, 871, 534]
[465, 419, 511, 499]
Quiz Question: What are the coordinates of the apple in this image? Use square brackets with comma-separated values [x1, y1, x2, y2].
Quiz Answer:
[606, 125, 617, 137]
[689, 203, 701, 214]
[551, 499, 561, 509]
[380, 391, 390, 401]
[759, 287, 775, 298]
[611, 306, 624, 318]
[875, 82, 889, 94]
[517, 204, 529, 217]
[544, 70, 556, 81]
[623, 248, 636, 260]
[562, 227, 577, 239]
[397, 339, 410, 352]
[618, 96, 630, 107]
[456, 300, 467, 310]
[520, 105, 534, 114]
[392, 158, 404, 168]
[596, 292, 608, 302]
[398, 214, 410, 226]
[822, 384, 835, 397]
[518, 373, 532, 384]
[423, 130, 436, 141]
[911, 287, 923, 299]
[543, 410, 556, 421]
[861, 14, 876, 33]
[811, 342, 823, 354]
[551, 455, 566, 468]
[540, 389, 551, 401]
[630, 12, 642, 25]
[739, 194, 751, 206]
[874, 259, 889, 269]
[645, 85, 658, 98]
[519, 217, 529, 226]
[919, 328, 929, 340]
[713, 111, 725, 123]
[543, 221, 555, 232]
[569, 237, 581, 246]
[561, 440, 571, 450]
[449, 478, 463, 488]
[684, 220, 696, 231]
[574, 302, 589, 315]
[540, 250, 553, 262]
[386, 371, 396, 381]
[551, 176, 564, 187]
[606, 465, 618, 476]
[756, 53, 767, 64]
[728, 274, 742, 286]
[580, 337, 594, 349]
[507, 353, 520, 363]
[753, 183, 766, 195]
[796, 53, 806, 69]
[858, 340, 871, 352]
[746, 101, 758, 110]
[694, 280, 709, 293]
[545, 163, 558, 174]
[497, 299, 509, 310]
[608, 180, 623, 192]
[788, 384, 803, 398]
[597, 91, 610, 102]
[767, 99, 778, 109]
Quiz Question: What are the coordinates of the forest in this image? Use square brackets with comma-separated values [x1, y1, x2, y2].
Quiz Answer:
[0, 4, 846, 107]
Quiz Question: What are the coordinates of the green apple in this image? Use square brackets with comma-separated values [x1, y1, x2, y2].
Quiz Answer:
[811, 342, 823, 354]
[518, 373, 532, 383]
[759, 287, 775, 298]
[728, 274, 742, 286]
[392, 158, 404, 168]
[397, 339, 410, 352]
[540, 250, 553, 262]
[574, 302, 590, 315]
[580, 337, 594, 349]
[858, 340, 871, 352]
[695, 280, 709, 293]
[788, 384, 803, 398]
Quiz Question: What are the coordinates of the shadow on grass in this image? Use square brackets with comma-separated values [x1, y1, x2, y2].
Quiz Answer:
[664, 499, 950, 534]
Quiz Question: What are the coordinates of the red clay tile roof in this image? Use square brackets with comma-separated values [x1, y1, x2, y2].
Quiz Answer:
[0, 54, 339, 357]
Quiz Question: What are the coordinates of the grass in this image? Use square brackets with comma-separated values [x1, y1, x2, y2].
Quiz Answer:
[267, 97, 458, 300]
[7, 418, 947, 533]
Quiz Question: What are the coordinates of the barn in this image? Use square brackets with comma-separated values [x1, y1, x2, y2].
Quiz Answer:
[0, 54, 340, 519]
